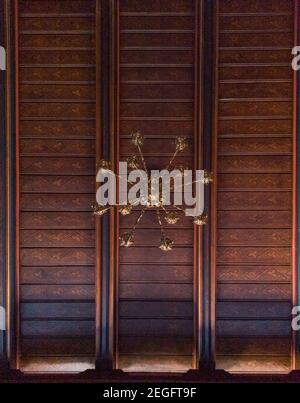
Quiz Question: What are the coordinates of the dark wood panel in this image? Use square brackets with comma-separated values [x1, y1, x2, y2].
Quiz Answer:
[20, 34, 95, 48]
[220, 50, 292, 64]
[21, 212, 94, 229]
[19, 16, 95, 31]
[217, 284, 291, 301]
[21, 176, 94, 193]
[20, 248, 95, 266]
[219, 138, 291, 153]
[20, 103, 96, 118]
[120, 137, 193, 155]
[119, 318, 193, 337]
[121, 0, 194, 13]
[20, 139, 94, 155]
[119, 301, 193, 318]
[19, 0, 95, 14]
[121, 50, 194, 64]
[21, 338, 95, 356]
[119, 265, 193, 282]
[119, 336, 192, 355]
[21, 302, 94, 319]
[21, 266, 95, 285]
[20, 229, 95, 248]
[216, 355, 290, 373]
[119, 355, 192, 372]
[121, 83, 193, 99]
[217, 337, 290, 355]
[218, 156, 292, 173]
[20, 194, 94, 211]
[217, 247, 291, 265]
[120, 229, 193, 246]
[120, 16, 194, 30]
[121, 33, 193, 47]
[218, 192, 292, 210]
[120, 247, 193, 264]
[20, 84, 95, 100]
[22, 320, 94, 337]
[219, 82, 292, 99]
[121, 67, 193, 82]
[119, 283, 193, 300]
[217, 265, 291, 283]
[20, 50, 96, 65]
[218, 174, 292, 189]
[220, 66, 291, 80]
[21, 157, 95, 175]
[21, 285, 94, 301]
[219, 119, 292, 135]
[217, 301, 291, 319]
[120, 102, 193, 118]
[220, 15, 293, 31]
[217, 228, 291, 246]
[220, 33, 292, 48]
[20, 67, 95, 82]
[220, 102, 292, 118]
[217, 320, 291, 337]
[20, 121, 95, 137]
[120, 120, 194, 136]
[218, 211, 292, 228]
[219, 0, 293, 13]
[19, 357, 94, 372]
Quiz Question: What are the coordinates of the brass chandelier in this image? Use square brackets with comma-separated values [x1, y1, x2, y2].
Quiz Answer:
[93, 132, 212, 251]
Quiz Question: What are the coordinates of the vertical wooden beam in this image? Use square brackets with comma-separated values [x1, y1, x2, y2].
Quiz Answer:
[197, 0, 216, 371]
[95, 0, 119, 371]
[3, 0, 17, 372]
[293, 0, 300, 371]
[0, 0, 8, 374]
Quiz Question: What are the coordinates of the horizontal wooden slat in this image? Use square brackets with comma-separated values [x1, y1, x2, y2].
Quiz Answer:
[20, 356, 94, 372]
[217, 265, 291, 283]
[219, 138, 291, 153]
[120, 210, 192, 228]
[119, 355, 192, 372]
[20, 34, 95, 48]
[121, 83, 193, 99]
[119, 336, 192, 355]
[119, 318, 193, 337]
[220, 15, 293, 31]
[217, 228, 291, 245]
[120, 102, 193, 118]
[21, 212, 95, 229]
[21, 285, 94, 301]
[120, 119, 193, 136]
[20, 49, 96, 65]
[218, 192, 292, 211]
[220, 66, 291, 80]
[220, 33, 292, 47]
[22, 320, 94, 337]
[21, 302, 94, 319]
[218, 174, 292, 189]
[21, 266, 95, 285]
[19, 16, 95, 31]
[217, 337, 290, 355]
[121, 0, 194, 13]
[121, 49, 193, 64]
[21, 337, 95, 356]
[219, 119, 292, 135]
[119, 264, 193, 282]
[218, 156, 292, 173]
[120, 137, 192, 155]
[219, 102, 292, 118]
[219, 0, 293, 14]
[119, 229, 193, 246]
[19, 0, 95, 14]
[21, 176, 94, 193]
[218, 211, 292, 228]
[217, 320, 291, 337]
[20, 248, 95, 266]
[120, 15, 194, 30]
[217, 301, 291, 319]
[20, 103, 96, 118]
[220, 49, 292, 64]
[119, 301, 193, 318]
[217, 247, 291, 265]
[20, 139, 94, 155]
[121, 66, 193, 82]
[21, 229, 95, 248]
[21, 194, 94, 211]
[20, 120, 95, 137]
[217, 283, 291, 301]
[20, 84, 95, 100]
[219, 81, 292, 98]
[120, 283, 193, 300]
[120, 247, 193, 265]
[216, 355, 290, 373]
[20, 67, 95, 82]
[21, 157, 94, 175]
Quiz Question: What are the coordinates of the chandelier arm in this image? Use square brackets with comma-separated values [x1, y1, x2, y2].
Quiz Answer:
[156, 207, 165, 238]
[165, 149, 178, 171]
[137, 144, 149, 174]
